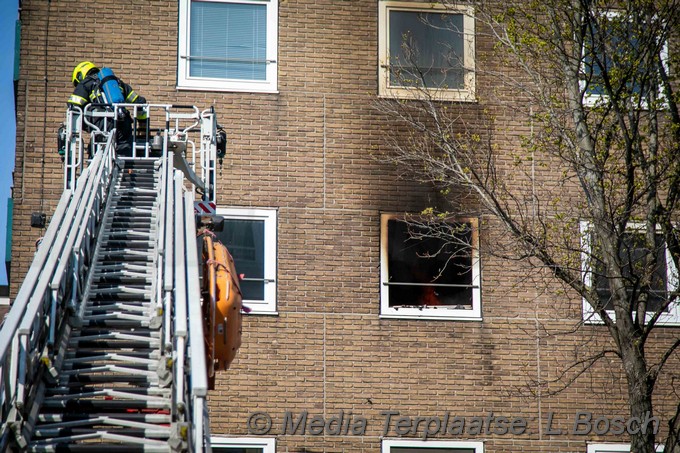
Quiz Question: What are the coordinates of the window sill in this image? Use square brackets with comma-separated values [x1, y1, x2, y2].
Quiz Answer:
[380, 313, 482, 322]
[176, 84, 279, 94]
[378, 88, 477, 103]
[582, 95, 665, 111]
[243, 309, 279, 316]
[583, 312, 680, 327]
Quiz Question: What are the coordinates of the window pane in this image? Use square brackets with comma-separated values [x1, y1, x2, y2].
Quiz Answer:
[389, 10, 465, 89]
[583, 15, 647, 97]
[190, 1, 267, 80]
[594, 232, 667, 312]
[387, 219, 473, 308]
[392, 448, 475, 453]
[219, 219, 265, 301]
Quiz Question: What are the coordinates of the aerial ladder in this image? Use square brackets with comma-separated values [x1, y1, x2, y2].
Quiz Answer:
[0, 103, 241, 452]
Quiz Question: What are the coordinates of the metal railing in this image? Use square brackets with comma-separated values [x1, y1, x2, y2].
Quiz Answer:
[63, 103, 218, 198]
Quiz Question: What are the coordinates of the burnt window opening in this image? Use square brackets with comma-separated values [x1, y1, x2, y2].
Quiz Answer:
[385, 217, 476, 309]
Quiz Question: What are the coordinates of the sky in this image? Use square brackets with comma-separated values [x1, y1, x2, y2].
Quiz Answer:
[0, 0, 19, 286]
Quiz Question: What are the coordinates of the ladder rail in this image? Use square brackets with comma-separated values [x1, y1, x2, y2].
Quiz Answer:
[162, 153, 175, 355]
[183, 190, 210, 451]
[155, 148, 169, 344]
[19, 135, 112, 326]
[0, 136, 116, 450]
[51, 132, 114, 336]
[0, 193, 70, 413]
[18, 137, 114, 418]
[172, 173, 188, 421]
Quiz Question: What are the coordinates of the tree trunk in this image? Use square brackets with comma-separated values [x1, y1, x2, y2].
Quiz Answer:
[621, 339, 657, 453]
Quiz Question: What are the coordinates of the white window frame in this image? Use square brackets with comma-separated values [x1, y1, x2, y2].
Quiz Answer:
[580, 221, 680, 325]
[587, 443, 663, 453]
[382, 439, 484, 453]
[218, 207, 277, 314]
[378, 1, 476, 102]
[380, 214, 482, 321]
[178, 0, 278, 93]
[211, 436, 276, 453]
[580, 11, 669, 108]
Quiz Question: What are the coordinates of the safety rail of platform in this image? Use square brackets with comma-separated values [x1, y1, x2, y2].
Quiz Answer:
[62, 103, 218, 202]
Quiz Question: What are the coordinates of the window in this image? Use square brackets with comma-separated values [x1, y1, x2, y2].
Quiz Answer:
[378, 1, 475, 101]
[580, 222, 680, 325]
[178, 0, 278, 93]
[580, 11, 669, 107]
[380, 214, 481, 320]
[0, 285, 9, 306]
[382, 439, 484, 453]
[216, 208, 277, 314]
[211, 437, 275, 453]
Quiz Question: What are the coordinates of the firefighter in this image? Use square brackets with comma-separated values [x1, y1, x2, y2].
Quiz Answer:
[67, 61, 147, 157]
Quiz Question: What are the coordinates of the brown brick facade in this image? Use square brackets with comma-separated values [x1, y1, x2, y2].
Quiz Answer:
[11, 0, 679, 452]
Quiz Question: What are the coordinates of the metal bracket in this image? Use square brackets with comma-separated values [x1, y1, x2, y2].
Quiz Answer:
[168, 422, 189, 451]
[157, 357, 173, 388]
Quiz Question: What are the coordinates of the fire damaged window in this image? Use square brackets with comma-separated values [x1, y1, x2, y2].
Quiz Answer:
[380, 214, 481, 320]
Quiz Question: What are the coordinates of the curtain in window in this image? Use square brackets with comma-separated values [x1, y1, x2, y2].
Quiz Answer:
[190, 1, 267, 80]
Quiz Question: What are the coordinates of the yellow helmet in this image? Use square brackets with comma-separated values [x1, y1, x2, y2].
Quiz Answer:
[72, 61, 98, 86]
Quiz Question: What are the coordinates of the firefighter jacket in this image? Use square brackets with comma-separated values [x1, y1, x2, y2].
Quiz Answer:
[67, 72, 147, 120]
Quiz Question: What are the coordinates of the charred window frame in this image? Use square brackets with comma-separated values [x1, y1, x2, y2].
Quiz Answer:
[581, 222, 680, 325]
[380, 214, 481, 320]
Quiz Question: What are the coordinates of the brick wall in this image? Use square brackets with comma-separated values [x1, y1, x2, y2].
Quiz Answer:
[11, 0, 679, 452]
